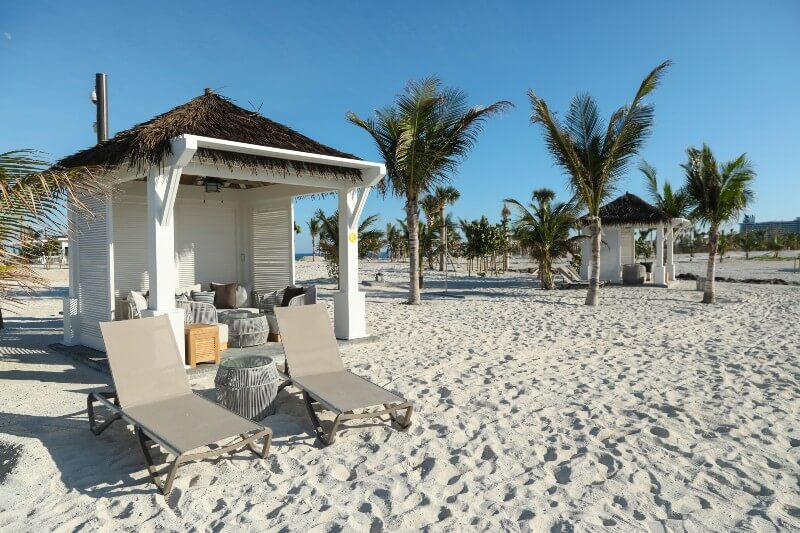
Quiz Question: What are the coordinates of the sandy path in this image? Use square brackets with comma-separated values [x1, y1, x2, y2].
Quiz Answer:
[0, 264, 798, 531]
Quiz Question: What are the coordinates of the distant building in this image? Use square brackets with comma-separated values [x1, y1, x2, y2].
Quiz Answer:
[740, 215, 800, 236]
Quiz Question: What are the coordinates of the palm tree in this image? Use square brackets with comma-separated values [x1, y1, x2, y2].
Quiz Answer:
[683, 145, 756, 303]
[505, 189, 582, 289]
[718, 231, 731, 262]
[639, 160, 689, 218]
[0, 149, 108, 325]
[348, 78, 511, 304]
[766, 235, 783, 258]
[738, 230, 763, 259]
[431, 185, 460, 271]
[501, 204, 512, 270]
[384, 222, 404, 261]
[315, 208, 383, 281]
[783, 233, 800, 252]
[529, 60, 671, 305]
[307, 216, 321, 260]
[635, 229, 655, 259]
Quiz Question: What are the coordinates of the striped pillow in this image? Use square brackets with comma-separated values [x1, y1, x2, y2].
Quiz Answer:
[191, 290, 216, 305]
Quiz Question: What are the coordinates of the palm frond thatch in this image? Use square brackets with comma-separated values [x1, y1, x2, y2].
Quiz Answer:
[58, 91, 362, 180]
[579, 192, 672, 227]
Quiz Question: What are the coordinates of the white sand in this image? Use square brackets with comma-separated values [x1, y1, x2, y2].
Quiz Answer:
[1, 261, 799, 531]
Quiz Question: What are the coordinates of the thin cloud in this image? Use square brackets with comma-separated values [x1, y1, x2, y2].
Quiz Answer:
[3, 32, 10, 41]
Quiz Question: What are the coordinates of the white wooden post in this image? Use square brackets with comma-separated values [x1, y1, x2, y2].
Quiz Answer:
[665, 225, 675, 282]
[652, 225, 666, 286]
[333, 187, 370, 339]
[616, 228, 623, 283]
[288, 199, 296, 285]
[63, 204, 80, 345]
[144, 166, 178, 311]
[140, 138, 195, 360]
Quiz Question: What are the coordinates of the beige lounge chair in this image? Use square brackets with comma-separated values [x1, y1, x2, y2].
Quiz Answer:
[87, 315, 271, 495]
[275, 304, 412, 446]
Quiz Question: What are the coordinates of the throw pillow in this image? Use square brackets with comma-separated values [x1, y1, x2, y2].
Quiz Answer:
[210, 282, 238, 309]
[191, 290, 215, 305]
[176, 284, 201, 299]
[280, 286, 305, 307]
[127, 290, 148, 315]
[235, 285, 248, 308]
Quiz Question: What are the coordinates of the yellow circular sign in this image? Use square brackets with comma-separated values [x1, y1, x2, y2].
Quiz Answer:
[348, 232, 357, 243]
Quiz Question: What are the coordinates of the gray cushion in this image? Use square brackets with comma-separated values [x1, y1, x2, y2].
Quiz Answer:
[191, 290, 215, 304]
[176, 284, 201, 299]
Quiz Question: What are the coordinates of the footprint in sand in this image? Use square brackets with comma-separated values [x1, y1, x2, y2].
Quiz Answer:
[544, 447, 557, 462]
[599, 453, 621, 478]
[650, 426, 670, 438]
[554, 464, 572, 484]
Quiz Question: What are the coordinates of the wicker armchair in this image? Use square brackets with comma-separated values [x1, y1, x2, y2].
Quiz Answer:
[114, 298, 139, 321]
[254, 285, 317, 339]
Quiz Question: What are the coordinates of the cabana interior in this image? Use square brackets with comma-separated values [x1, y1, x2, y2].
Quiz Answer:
[579, 193, 690, 285]
[59, 90, 384, 356]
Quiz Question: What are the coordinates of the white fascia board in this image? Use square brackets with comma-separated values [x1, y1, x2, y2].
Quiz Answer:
[183, 161, 346, 191]
[671, 217, 692, 229]
[176, 134, 386, 187]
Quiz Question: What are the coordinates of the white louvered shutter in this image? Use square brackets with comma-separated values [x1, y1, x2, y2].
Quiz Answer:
[252, 206, 292, 292]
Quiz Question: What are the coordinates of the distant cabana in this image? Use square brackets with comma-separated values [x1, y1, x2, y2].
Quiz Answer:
[578, 193, 690, 285]
[59, 89, 385, 355]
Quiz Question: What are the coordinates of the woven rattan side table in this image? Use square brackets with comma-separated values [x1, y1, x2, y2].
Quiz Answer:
[215, 355, 281, 420]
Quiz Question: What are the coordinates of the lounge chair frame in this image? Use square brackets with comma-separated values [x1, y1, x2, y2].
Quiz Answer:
[275, 304, 414, 446]
[87, 316, 272, 496]
[301, 390, 413, 446]
[88, 389, 271, 495]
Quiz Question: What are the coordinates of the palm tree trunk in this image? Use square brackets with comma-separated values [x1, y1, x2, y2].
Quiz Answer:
[585, 218, 602, 306]
[541, 256, 554, 290]
[703, 224, 719, 304]
[439, 207, 446, 272]
[311, 236, 316, 260]
[407, 202, 421, 305]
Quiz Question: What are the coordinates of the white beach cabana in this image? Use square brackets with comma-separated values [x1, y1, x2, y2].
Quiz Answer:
[579, 193, 690, 285]
[58, 89, 384, 354]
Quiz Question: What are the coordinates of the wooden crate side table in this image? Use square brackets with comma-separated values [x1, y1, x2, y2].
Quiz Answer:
[184, 324, 220, 367]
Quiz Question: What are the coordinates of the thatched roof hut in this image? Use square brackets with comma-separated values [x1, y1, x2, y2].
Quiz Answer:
[58, 89, 361, 180]
[580, 192, 671, 227]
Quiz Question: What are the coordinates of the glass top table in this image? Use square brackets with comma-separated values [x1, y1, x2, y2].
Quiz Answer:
[219, 355, 274, 369]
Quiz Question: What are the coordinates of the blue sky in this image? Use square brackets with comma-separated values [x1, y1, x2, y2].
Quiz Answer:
[2, 1, 798, 252]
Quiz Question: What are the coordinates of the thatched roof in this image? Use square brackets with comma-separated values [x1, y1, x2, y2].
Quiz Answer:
[57, 89, 362, 180]
[580, 192, 671, 226]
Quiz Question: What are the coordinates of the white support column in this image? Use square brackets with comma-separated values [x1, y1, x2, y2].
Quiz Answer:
[288, 199, 296, 285]
[616, 228, 623, 283]
[652, 225, 666, 286]
[63, 203, 80, 345]
[665, 225, 675, 282]
[141, 162, 187, 362]
[333, 187, 370, 339]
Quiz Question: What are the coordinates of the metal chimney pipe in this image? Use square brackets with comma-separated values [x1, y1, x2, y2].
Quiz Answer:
[95, 73, 108, 143]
